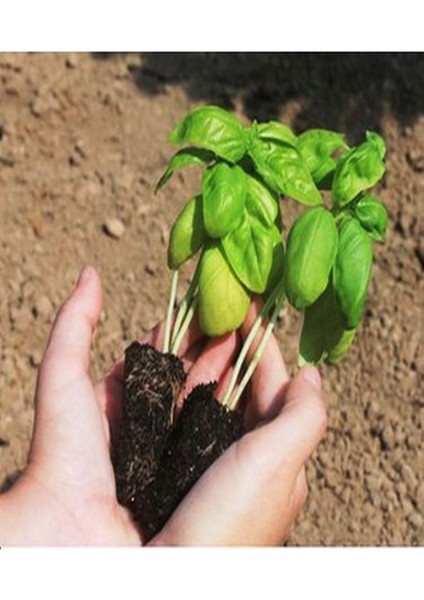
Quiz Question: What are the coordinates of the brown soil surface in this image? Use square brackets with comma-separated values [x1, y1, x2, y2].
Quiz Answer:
[0, 53, 422, 545]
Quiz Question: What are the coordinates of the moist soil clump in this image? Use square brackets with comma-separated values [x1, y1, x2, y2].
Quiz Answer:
[138, 382, 244, 540]
[114, 342, 186, 510]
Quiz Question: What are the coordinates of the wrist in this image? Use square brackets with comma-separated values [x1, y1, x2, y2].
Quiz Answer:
[0, 473, 58, 546]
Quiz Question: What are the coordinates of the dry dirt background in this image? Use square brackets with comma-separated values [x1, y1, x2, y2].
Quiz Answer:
[0, 52, 422, 546]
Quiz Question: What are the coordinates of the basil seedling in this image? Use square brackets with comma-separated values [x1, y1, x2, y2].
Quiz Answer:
[156, 105, 389, 407]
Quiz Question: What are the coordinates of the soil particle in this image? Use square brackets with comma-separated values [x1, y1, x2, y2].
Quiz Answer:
[32, 295, 53, 319]
[103, 217, 125, 239]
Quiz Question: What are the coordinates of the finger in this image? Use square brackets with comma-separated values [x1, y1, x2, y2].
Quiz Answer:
[214, 364, 236, 402]
[181, 338, 206, 374]
[247, 366, 326, 475]
[178, 332, 240, 406]
[37, 265, 103, 400]
[142, 311, 203, 357]
[95, 361, 124, 449]
[293, 467, 308, 513]
[240, 298, 290, 425]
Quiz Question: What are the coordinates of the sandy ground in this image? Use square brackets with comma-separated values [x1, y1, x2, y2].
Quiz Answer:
[0, 52, 422, 545]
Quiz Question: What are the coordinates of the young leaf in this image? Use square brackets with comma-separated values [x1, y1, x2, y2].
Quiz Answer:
[245, 173, 279, 226]
[353, 194, 389, 242]
[202, 162, 246, 238]
[156, 147, 215, 192]
[169, 105, 246, 163]
[168, 195, 207, 269]
[248, 137, 322, 206]
[198, 244, 250, 336]
[256, 121, 297, 146]
[299, 281, 347, 365]
[333, 216, 373, 328]
[297, 129, 348, 187]
[326, 327, 357, 364]
[284, 207, 338, 310]
[332, 134, 386, 207]
[221, 210, 274, 294]
[366, 131, 386, 159]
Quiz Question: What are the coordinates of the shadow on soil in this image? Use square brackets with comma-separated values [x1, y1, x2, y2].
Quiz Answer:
[93, 52, 424, 139]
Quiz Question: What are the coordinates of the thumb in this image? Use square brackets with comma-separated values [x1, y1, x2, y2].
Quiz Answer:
[29, 266, 104, 467]
[233, 365, 327, 484]
[272, 366, 327, 471]
[36, 265, 103, 400]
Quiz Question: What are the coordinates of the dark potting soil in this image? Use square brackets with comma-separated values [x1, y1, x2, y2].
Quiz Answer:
[114, 342, 244, 540]
[114, 342, 186, 510]
[137, 382, 244, 541]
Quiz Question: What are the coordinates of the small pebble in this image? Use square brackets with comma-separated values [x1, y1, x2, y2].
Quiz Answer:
[144, 261, 157, 276]
[33, 295, 52, 318]
[407, 149, 424, 172]
[400, 464, 417, 491]
[407, 512, 423, 530]
[65, 53, 79, 69]
[416, 482, 424, 509]
[103, 217, 125, 239]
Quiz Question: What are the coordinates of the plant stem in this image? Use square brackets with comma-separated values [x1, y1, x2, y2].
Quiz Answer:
[226, 291, 285, 411]
[171, 295, 199, 355]
[171, 262, 201, 348]
[221, 283, 284, 408]
[163, 269, 179, 354]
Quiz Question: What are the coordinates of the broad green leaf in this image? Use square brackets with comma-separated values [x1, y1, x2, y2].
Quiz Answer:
[366, 131, 386, 159]
[256, 121, 297, 146]
[285, 207, 338, 310]
[202, 163, 246, 238]
[248, 138, 322, 206]
[297, 129, 348, 187]
[299, 281, 348, 366]
[198, 244, 250, 336]
[169, 105, 246, 163]
[353, 194, 389, 242]
[245, 173, 279, 226]
[156, 147, 215, 192]
[221, 210, 274, 294]
[167, 195, 207, 269]
[332, 134, 386, 207]
[333, 216, 373, 328]
[264, 225, 285, 300]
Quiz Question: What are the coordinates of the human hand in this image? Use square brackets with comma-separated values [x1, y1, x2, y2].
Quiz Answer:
[0, 266, 327, 546]
[149, 299, 328, 546]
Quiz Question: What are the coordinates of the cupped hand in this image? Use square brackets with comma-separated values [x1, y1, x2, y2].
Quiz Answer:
[0, 266, 327, 546]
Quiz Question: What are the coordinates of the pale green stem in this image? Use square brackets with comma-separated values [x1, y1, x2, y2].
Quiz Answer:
[171, 263, 201, 348]
[163, 270, 179, 354]
[221, 283, 284, 408]
[226, 292, 286, 412]
[171, 295, 199, 355]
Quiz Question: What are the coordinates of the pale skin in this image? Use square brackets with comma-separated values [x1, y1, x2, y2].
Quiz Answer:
[0, 266, 327, 546]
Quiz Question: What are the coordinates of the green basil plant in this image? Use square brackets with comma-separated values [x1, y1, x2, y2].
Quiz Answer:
[156, 105, 389, 409]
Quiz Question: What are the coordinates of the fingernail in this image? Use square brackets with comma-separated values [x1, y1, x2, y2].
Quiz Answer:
[76, 265, 94, 287]
[302, 366, 321, 390]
